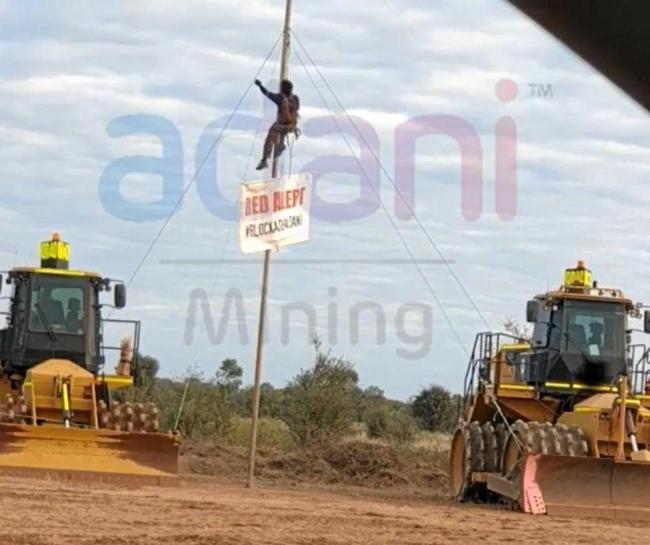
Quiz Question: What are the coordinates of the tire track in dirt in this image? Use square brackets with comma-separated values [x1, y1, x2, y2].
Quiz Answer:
[0, 476, 647, 545]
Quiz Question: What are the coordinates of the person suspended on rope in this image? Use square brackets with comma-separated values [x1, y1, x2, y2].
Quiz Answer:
[255, 78, 300, 171]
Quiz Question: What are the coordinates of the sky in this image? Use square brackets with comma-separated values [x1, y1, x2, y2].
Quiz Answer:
[0, 0, 648, 399]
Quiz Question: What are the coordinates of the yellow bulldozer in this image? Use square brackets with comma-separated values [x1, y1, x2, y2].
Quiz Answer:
[0, 234, 179, 482]
[451, 261, 650, 519]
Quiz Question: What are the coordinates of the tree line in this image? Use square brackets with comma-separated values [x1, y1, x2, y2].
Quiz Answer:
[122, 340, 460, 448]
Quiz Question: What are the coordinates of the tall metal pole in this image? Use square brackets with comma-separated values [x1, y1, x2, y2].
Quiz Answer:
[246, 0, 293, 489]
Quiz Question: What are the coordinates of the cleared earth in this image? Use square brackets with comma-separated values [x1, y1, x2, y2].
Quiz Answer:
[0, 475, 648, 545]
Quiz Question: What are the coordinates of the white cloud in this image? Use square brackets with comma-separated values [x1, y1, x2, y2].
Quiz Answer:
[0, 0, 647, 399]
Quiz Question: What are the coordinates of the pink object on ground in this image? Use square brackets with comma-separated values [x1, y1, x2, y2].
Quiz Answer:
[520, 455, 547, 515]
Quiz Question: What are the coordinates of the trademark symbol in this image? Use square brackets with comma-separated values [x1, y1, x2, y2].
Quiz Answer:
[528, 83, 553, 98]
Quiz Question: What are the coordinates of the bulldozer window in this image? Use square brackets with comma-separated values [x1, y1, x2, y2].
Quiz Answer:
[29, 276, 85, 335]
[562, 301, 625, 359]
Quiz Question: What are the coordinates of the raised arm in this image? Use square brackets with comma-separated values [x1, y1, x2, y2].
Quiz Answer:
[255, 79, 282, 108]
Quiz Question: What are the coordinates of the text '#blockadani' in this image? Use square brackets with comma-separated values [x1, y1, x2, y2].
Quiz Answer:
[239, 173, 312, 254]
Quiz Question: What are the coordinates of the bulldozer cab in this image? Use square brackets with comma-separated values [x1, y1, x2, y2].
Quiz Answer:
[526, 293, 630, 390]
[481, 261, 637, 397]
[0, 234, 134, 382]
[461, 262, 644, 428]
[1, 271, 99, 377]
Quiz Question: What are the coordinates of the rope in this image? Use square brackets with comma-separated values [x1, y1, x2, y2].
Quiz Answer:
[487, 388, 524, 451]
[288, 133, 296, 176]
[173, 373, 193, 432]
[123, 33, 281, 289]
[171, 48, 278, 432]
[293, 47, 468, 357]
[291, 31, 491, 332]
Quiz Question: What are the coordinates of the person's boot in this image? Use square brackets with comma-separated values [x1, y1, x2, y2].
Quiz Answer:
[255, 158, 268, 171]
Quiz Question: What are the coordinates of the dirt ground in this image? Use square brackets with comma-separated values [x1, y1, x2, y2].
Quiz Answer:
[0, 475, 648, 545]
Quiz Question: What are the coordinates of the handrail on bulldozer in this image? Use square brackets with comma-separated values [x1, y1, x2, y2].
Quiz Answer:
[629, 343, 650, 394]
[462, 331, 530, 406]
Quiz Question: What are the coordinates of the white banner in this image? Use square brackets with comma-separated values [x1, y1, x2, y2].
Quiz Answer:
[239, 173, 312, 254]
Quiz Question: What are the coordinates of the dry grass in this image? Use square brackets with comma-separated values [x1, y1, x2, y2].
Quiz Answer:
[224, 418, 454, 453]
[412, 430, 451, 452]
[222, 417, 450, 462]
[182, 438, 449, 497]
[226, 416, 295, 452]
[340, 426, 450, 451]
[181, 419, 451, 498]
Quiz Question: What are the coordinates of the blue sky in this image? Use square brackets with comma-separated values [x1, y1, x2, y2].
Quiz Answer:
[1, 0, 648, 399]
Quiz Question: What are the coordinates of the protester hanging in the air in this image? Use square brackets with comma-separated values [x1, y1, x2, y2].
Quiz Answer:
[255, 78, 300, 171]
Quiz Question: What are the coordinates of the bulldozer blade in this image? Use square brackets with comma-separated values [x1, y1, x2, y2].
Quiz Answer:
[0, 423, 179, 485]
[520, 454, 650, 520]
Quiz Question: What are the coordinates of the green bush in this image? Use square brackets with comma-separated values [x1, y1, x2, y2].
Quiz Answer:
[169, 359, 246, 439]
[410, 385, 457, 433]
[227, 416, 295, 451]
[235, 382, 282, 418]
[118, 351, 459, 450]
[275, 343, 359, 448]
[176, 381, 235, 439]
[150, 378, 183, 431]
[365, 402, 417, 444]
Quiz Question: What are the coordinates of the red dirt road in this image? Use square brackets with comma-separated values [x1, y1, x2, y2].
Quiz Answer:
[0, 476, 647, 545]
